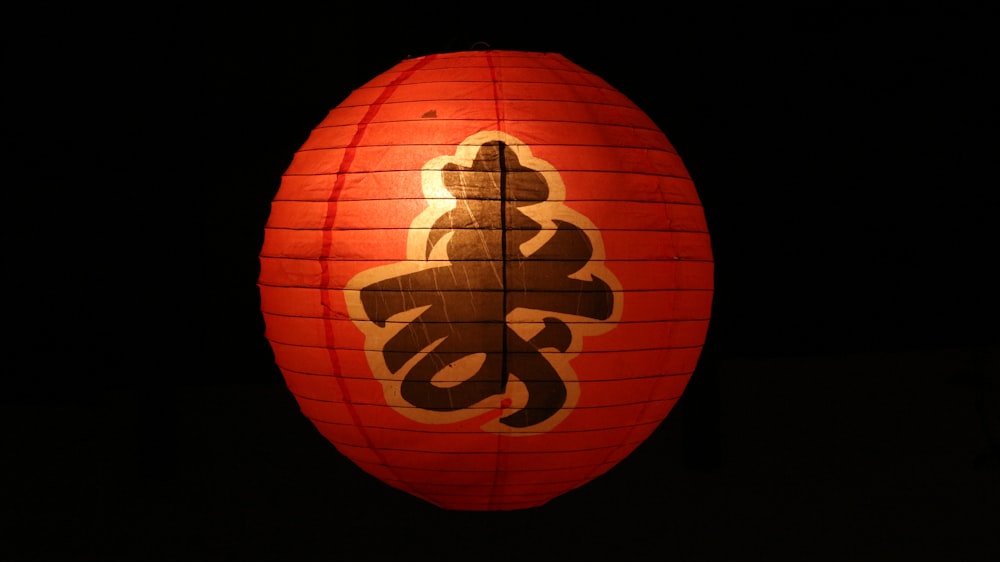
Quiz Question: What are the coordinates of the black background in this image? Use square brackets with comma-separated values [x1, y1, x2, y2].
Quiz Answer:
[5, 7, 998, 560]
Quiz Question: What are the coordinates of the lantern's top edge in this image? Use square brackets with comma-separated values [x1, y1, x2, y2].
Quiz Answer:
[405, 50, 567, 61]
[394, 50, 578, 73]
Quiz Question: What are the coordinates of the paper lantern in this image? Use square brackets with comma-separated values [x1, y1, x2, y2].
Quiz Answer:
[259, 50, 712, 510]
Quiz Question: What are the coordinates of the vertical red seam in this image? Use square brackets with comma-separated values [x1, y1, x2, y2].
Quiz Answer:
[485, 50, 505, 511]
[319, 54, 437, 491]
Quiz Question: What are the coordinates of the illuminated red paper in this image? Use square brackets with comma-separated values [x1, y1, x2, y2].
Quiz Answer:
[259, 50, 713, 510]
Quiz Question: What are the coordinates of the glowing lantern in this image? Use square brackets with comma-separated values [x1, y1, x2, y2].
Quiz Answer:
[259, 50, 712, 510]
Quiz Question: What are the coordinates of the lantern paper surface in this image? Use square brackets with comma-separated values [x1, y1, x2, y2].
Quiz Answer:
[259, 51, 713, 510]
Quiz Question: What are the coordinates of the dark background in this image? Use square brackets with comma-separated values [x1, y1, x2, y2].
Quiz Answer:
[5, 7, 998, 560]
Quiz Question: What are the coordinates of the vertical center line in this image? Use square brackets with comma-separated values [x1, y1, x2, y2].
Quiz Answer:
[498, 141, 509, 390]
[485, 51, 507, 513]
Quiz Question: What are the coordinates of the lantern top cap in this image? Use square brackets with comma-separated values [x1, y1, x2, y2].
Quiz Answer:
[408, 49, 566, 59]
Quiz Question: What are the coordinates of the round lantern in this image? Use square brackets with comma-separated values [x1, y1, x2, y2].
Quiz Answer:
[259, 50, 713, 511]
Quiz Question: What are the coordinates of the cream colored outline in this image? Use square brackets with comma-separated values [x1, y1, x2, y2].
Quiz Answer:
[345, 131, 623, 434]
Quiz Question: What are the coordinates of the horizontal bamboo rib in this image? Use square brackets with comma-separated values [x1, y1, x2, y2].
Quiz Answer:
[279, 363, 697, 386]
[273, 170, 699, 203]
[322, 429, 657, 456]
[298, 408, 666, 435]
[269, 345, 705, 383]
[291, 383, 685, 412]
[285, 145, 689, 176]
[338, 439, 646, 472]
[261, 230, 712, 260]
[263, 200, 708, 231]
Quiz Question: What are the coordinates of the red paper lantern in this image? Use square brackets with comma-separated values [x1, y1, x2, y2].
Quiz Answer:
[259, 50, 712, 510]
